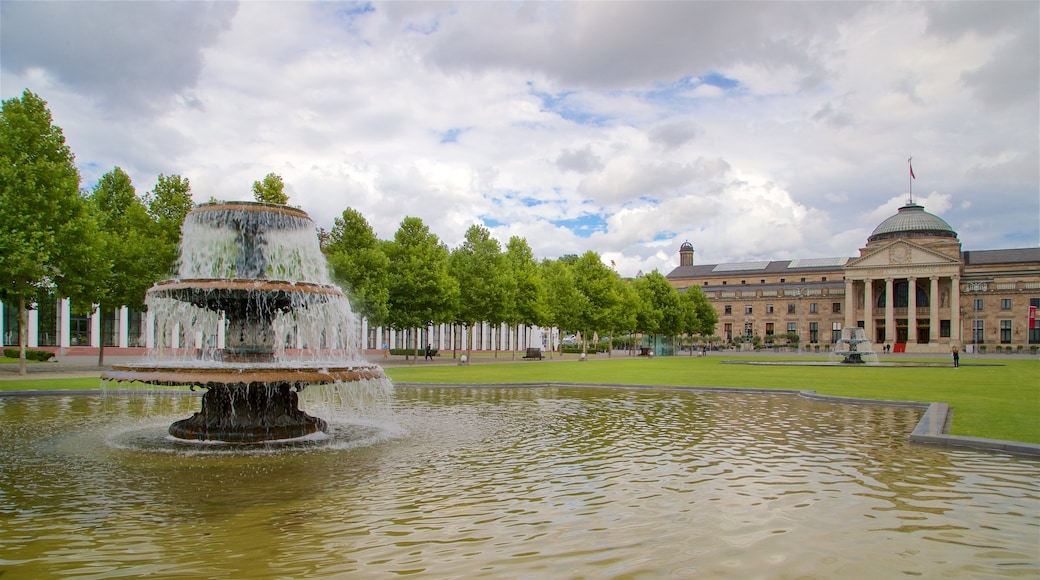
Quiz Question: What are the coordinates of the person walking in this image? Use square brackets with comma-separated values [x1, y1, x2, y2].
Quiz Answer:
[425, 344, 433, 361]
[952, 346, 960, 368]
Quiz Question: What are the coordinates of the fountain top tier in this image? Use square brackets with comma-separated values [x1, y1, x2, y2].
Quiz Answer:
[176, 201, 333, 284]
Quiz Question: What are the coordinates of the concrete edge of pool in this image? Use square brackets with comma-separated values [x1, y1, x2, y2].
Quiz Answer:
[3, 384, 1039, 458]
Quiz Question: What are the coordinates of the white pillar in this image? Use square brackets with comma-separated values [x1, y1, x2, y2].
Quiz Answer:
[864, 279, 874, 340]
[118, 306, 129, 348]
[0, 300, 4, 346]
[844, 278, 855, 328]
[360, 317, 369, 350]
[60, 299, 71, 349]
[930, 276, 940, 343]
[90, 304, 101, 347]
[146, 310, 156, 349]
[27, 306, 39, 348]
[950, 276, 961, 343]
[885, 278, 895, 344]
[908, 277, 917, 344]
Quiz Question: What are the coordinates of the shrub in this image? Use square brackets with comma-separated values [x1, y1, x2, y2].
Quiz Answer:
[390, 348, 438, 357]
[2, 348, 55, 362]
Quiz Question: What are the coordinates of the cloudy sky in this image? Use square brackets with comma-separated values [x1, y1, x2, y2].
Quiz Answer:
[2, 1, 1037, 277]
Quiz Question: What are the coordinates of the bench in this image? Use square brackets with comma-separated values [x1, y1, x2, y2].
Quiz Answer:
[523, 348, 544, 360]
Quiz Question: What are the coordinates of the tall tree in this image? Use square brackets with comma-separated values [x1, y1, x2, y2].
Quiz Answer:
[504, 236, 546, 358]
[251, 172, 288, 205]
[680, 285, 719, 338]
[324, 207, 390, 328]
[449, 225, 512, 361]
[144, 173, 194, 277]
[88, 167, 156, 366]
[0, 90, 99, 374]
[540, 258, 585, 356]
[632, 270, 684, 353]
[571, 251, 621, 354]
[384, 217, 458, 362]
[609, 278, 640, 356]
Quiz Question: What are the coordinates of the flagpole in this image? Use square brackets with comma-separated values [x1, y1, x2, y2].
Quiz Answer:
[908, 155, 914, 204]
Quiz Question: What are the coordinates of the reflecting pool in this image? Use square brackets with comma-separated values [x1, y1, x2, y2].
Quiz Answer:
[0, 386, 1037, 578]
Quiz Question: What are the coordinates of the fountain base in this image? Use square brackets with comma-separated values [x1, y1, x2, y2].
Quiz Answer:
[168, 383, 328, 443]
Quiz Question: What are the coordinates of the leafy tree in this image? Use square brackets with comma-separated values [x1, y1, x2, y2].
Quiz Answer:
[680, 285, 719, 337]
[608, 278, 640, 356]
[251, 172, 288, 205]
[504, 236, 546, 358]
[324, 207, 390, 328]
[88, 167, 156, 366]
[144, 173, 194, 277]
[571, 251, 621, 354]
[0, 90, 99, 374]
[540, 258, 585, 356]
[632, 270, 684, 353]
[384, 217, 459, 362]
[449, 225, 512, 360]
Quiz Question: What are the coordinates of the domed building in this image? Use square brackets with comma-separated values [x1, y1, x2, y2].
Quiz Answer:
[666, 202, 1040, 353]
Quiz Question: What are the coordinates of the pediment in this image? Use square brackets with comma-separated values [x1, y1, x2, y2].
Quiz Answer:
[847, 240, 960, 270]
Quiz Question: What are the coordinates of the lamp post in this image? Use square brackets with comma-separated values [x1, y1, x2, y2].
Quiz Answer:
[967, 281, 987, 356]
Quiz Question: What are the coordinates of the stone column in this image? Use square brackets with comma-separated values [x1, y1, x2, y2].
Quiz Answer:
[930, 276, 940, 343]
[119, 306, 129, 348]
[885, 278, 895, 344]
[908, 277, 917, 344]
[844, 278, 855, 328]
[950, 276, 961, 343]
[864, 278, 874, 340]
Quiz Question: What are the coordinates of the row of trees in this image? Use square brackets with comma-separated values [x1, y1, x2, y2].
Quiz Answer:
[323, 211, 719, 362]
[1, 89, 718, 372]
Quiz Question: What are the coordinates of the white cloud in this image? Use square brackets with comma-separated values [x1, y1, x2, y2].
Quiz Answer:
[1, 0, 1036, 279]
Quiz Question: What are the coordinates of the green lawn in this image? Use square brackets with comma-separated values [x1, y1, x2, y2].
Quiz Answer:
[3, 356, 1037, 444]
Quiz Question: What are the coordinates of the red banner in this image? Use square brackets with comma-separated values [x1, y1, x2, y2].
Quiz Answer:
[1030, 305, 1037, 329]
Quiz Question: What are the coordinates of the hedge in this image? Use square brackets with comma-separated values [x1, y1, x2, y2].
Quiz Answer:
[3, 348, 56, 362]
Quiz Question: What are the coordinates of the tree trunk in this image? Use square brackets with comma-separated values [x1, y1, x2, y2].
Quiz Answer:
[18, 296, 28, 376]
[97, 306, 106, 367]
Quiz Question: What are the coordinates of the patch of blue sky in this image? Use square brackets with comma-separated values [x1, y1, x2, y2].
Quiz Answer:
[647, 72, 741, 106]
[652, 230, 676, 242]
[328, 2, 375, 32]
[551, 213, 608, 238]
[480, 216, 505, 228]
[439, 127, 465, 143]
[529, 86, 614, 127]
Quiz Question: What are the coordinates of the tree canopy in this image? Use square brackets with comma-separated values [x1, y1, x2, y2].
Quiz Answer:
[251, 172, 288, 205]
[0, 90, 99, 373]
[324, 207, 390, 327]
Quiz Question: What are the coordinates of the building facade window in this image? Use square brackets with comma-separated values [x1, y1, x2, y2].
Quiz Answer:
[1001, 298, 1012, 310]
[1031, 298, 1040, 345]
[744, 305, 753, 315]
[766, 304, 774, 314]
[1000, 320, 1012, 344]
[724, 305, 732, 315]
[974, 298, 984, 311]
[832, 322, 841, 343]
[809, 303, 819, 314]
[833, 302, 841, 313]
[809, 322, 819, 343]
[724, 323, 732, 342]
[787, 322, 797, 334]
[940, 320, 951, 338]
[973, 320, 985, 345]
[788, 303, 796, 314]
[765, 323, 774, 336]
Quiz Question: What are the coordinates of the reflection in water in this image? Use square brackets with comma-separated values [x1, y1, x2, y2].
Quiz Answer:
[0, 387, 1037, 578]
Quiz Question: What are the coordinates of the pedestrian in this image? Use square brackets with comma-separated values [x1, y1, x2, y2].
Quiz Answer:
[382, 342, 389, 359]
[425, 344, 433, 361]
[952, 346, 959, 368]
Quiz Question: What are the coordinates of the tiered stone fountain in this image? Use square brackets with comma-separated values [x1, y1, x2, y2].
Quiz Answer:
[830, 327, 879, 364]
[103, 201, 387, 442]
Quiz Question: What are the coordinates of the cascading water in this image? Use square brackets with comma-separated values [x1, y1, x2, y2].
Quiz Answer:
[829, 327, 880, 364]
[102, 201, 390, 442]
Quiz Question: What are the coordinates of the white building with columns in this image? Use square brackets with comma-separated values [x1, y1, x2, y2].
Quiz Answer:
[667, 202, 1040, 353]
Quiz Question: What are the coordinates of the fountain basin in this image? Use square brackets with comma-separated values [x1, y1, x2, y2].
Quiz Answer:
[105, 363, 386, 388]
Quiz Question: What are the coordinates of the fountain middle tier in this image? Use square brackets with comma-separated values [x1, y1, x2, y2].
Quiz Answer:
[104, 362, 387, 389]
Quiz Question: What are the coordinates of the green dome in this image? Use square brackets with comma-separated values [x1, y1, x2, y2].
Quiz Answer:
[868, 202, 957, 242]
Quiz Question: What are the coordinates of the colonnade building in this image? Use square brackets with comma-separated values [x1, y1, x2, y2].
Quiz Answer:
[666, 202, 1040, 353]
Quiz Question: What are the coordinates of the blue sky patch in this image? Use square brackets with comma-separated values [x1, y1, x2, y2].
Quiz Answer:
[551, 213, 608, 238]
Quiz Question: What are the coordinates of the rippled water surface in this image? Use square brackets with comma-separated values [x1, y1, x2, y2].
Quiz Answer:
[0, 387, 1037, 578]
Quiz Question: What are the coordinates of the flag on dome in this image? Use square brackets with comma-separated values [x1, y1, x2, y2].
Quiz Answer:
[909, 157, 915, 179]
